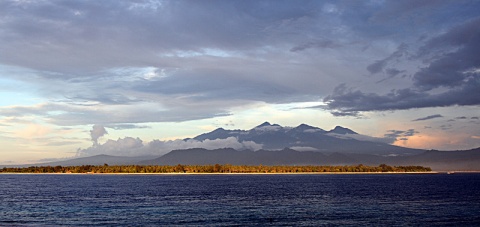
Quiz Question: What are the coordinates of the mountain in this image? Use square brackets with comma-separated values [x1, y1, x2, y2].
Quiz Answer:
[194, 122, 423, 156]
[140, 148, 361, 166]
[328, 126, 357, 135]
[385, 148, 480, 171]
[139, 147, 480, 171]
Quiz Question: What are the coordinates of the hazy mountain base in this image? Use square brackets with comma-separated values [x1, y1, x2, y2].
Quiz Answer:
[139, 147, 480, 171]
[2, 148, 479, 171]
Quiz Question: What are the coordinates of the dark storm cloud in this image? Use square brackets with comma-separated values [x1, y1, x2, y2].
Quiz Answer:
[366, 60, 387, 75]
[375, 68, 407, 84]
[366, 43, 408, 74]
[324, 79, 480, 115]
[369, 0, 448, 23]
[412, 114, 443, 122]
[413, 18, 480, 90]
[330, 111, 359, 117]
[326, 16, 480, 116]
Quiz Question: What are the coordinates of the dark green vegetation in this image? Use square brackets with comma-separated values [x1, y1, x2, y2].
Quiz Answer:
[1, 164, 431, 174]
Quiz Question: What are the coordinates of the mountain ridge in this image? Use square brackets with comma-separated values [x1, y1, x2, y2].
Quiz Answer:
[194, 122, 422, 156]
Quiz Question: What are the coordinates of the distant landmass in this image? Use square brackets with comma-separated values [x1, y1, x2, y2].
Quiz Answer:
[3, 122, 480, 171]
[9, 155, 156, 168]
[193, 122, 424, 156]
[139, 147, 480, 171]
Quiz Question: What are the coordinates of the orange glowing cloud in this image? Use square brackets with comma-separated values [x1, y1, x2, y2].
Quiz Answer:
[394, 134, 442, 149]
[395, 132, 478, 150]
[15, 124, 52, 138]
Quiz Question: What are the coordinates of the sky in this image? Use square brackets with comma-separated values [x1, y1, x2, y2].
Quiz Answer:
[0, 0, 479, 164]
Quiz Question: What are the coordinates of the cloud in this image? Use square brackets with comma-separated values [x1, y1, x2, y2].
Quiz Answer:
[383, 129, 419, 143]
[330, 111, 359, 117]
[366, 60, 387, 74]
[90, 125, 108, 146]
[325, 17, 480, 116]
[15, 124, 52, 138]
[253, 125, 283, 132]
[324, 78, 480, 116]
[0, 0, 479, 132]
[105, 124, 151, 130]
[385, 68, 405, 77]
[77, 136, 263, 157]
[412, 114, 443, 122]
[0, 101, 232, 126]
[413, 18, 480, 90]
[290, 146, 319, 152]
[369, 0, 448, 23]
[440, 124, 452, 130]
[366, 43, 408, 74]
[326, 133, 395, 144]
[0, 1, 328, 74]
[290, 39, 341, 52]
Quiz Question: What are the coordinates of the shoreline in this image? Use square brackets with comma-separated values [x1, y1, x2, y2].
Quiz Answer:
[0, 171, 443, 175]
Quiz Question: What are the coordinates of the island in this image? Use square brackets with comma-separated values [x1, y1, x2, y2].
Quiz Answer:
[1, 164, 432, 174]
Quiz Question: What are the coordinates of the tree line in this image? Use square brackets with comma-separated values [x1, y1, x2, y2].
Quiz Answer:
[0, 164, 431, 173]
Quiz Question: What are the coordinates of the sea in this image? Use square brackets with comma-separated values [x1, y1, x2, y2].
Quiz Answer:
[1, 173, 479, 226]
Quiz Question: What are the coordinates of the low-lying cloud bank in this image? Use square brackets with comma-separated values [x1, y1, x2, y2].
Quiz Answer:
[326, 133, 396, 144]
[77, 136, 263, 157]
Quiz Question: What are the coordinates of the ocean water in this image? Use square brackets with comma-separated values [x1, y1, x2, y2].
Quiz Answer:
[0, 173, 479, 226]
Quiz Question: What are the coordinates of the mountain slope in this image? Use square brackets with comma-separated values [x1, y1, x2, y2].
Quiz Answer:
[139, 147, 480, 171]
[386, 148, 480, 171]
[139, 148, 356, 166]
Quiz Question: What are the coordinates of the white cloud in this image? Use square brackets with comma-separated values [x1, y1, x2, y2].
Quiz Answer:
[77, 136, 263, 157]
[290, 146, 319, 151]
[304, 129, 323, 133]
[326, 132, 394, 144]
[254, 125, 283, 132]
[90, 124, 108, 145]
